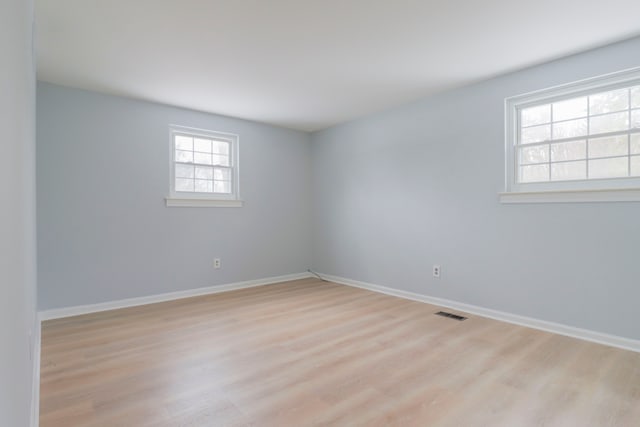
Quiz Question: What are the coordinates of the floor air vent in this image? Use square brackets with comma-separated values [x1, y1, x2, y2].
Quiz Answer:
[435, 311, 467, 321]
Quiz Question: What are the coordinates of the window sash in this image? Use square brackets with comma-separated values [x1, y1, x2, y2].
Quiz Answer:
[169, 126, 239, 200]
[505, 67, 640, 193]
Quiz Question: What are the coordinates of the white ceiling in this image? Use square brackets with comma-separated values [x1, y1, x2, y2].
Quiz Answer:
[36, 0, 640, 132]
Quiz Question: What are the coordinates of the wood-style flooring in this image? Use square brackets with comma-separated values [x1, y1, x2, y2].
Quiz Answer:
[40, 278, 640, 426]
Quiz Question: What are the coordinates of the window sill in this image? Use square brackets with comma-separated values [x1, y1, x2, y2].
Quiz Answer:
[165, 197, 244, 208]
[499, 188, 640, 204]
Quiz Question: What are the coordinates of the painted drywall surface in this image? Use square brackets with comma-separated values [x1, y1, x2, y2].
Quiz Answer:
[37, 83, 312, 309]
[0, 0, 38, 425]
[311, 36, 640, 341]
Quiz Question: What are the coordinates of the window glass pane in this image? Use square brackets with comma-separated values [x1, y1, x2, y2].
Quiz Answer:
[631, 156, 640, 176]
[589, 111, 629, 135]
[553, 97, 587, 121]
[214, 181, 231, 193]
[521, 124, 550, 144]
[551, 140, 586, 162]
[632, 86, 640, 109]
[588, 135, 628, 159]
[175, 178, 194, 192]
[519, 164, 549, 183]
[551, 161, 586, 181]
[519, 145, 548, 165]
[632, 109, 640, 129]
[175, 135, 193, 151]
[194, 152, 213, 165]
[195, 179, 213, 193]
[212, 140, 230, 155]
[213, 154, 230, 166]
[175, 150, 193, 163]
[631, 134, 640, 155]
[194, 138, 212, 153]
[588, 157, 628, 179]
[510, 78, 640, 190]
[175, 164, 194, 178]
[552, 118, 587, 139]
[195, 166, 213, 179]
[589, 88, 629, 115]
[171, 128, 236, 197]
[521, 104, 550, 127]
[213, 168, 231, 181]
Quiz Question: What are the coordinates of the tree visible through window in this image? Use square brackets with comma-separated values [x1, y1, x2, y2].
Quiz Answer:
[505, 68, 640, 195]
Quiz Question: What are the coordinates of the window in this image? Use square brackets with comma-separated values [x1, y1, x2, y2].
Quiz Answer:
[502, 67, 640, 203]
[166, 125, 242, 207]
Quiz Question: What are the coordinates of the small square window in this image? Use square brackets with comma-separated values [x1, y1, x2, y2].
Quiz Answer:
[167, 126, 240, 207]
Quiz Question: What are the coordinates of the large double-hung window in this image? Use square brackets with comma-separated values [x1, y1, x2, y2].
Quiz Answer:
[503, 68, 640, 203]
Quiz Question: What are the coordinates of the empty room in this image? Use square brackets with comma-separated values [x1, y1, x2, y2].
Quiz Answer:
[3, 0, 640, 426]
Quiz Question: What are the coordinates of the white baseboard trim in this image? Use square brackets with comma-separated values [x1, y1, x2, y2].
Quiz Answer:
[320, 273, 640, 353]
[39, 272, 313, 321]
[30, 318, 41, 427]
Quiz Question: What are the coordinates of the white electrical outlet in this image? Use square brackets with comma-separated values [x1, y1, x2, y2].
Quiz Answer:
[214, 258, 221, 269]
[433, 265, 441, 278]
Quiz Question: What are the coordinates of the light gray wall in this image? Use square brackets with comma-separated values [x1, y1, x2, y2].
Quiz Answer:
[311, 36, 640, 341]
[0, 0, 37, 425]
[37, 36, 640, 342]
[37, 83, 312, 309]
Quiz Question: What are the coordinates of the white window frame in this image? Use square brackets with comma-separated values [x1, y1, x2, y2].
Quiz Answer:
[501, 67, 640, 204]
[165, 125, 242, 208]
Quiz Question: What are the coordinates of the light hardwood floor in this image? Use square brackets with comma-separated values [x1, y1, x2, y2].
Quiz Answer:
[40, 278, 640, 426]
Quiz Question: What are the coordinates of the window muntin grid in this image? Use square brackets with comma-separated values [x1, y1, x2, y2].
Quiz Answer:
[517, 85, 640, 184]
[171, 129, 236, 197]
